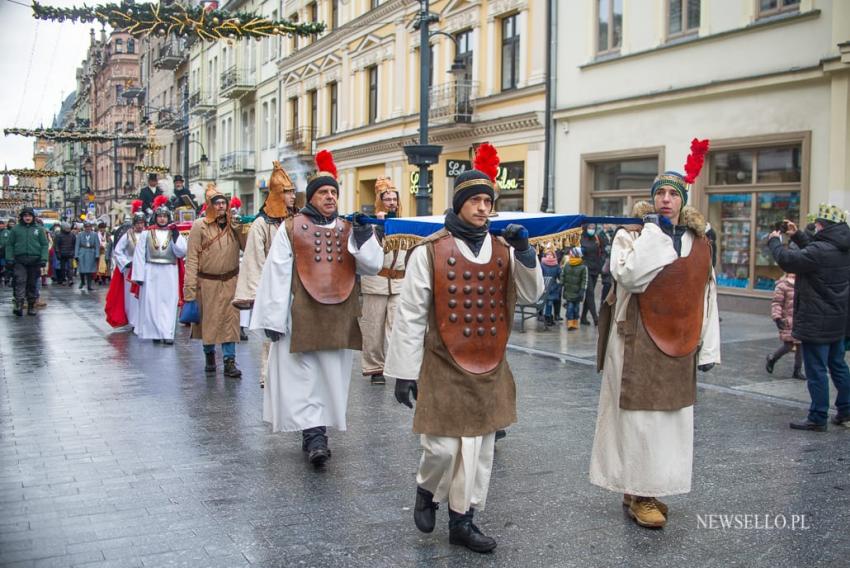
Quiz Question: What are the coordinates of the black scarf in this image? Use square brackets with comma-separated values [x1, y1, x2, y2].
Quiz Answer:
[445, 209, 489, 256]
[300, 203, 338, 225]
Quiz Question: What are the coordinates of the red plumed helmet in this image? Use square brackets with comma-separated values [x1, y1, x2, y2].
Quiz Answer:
[199, 203, 207, 215]
[131, 199, 143, 213]
[229, 196, 242, 209]
[315, 149, 338, 179]
[152, 195, 169, 209]
[473, 143, 500, 183]
[683, 138, 710, 184]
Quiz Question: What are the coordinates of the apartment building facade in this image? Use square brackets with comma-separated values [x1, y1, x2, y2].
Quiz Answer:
[553, 0, 850, 311]
[186, 0, 546, 216]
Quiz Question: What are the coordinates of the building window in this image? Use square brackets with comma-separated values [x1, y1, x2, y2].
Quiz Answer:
[126, 122, 134, 131]
[115, 39, 123, 53]
[289, 13, 298, 53]
[331, 0, 339, 30]
[308, 2, 318, 43]
[270, 98, 278, 148]
[290, 97, 299, 130]
[585, 153, 660, 216]
[455, 29, 473, 84]
[115, 84, 123, 103]
[501, 15, 519, 91]
[367, 65, 378, 124]
[596, 0, 623, 54]
[668, 0, 700, 38]
[308, 89, 317, 133]
[329, 82, 338, 134]
[126, 164, 134, 187]
[758, 0, 800, 18]
[706, 142, 803, 293]
[114, 121, 123, 132]
[261, 101, 269, 149]
[371, 0, 381, 8]
[127, 39, 135, 54]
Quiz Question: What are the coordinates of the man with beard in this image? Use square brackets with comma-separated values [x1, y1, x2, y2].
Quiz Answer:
[384, 144, 544, 553]
[233, 161, 297, 387]
[139, 173, 163, 217]
[590, 139, 720, 529]
[132, 197, 188, 344]
[74, 219, 100, 291]
[5, 207, 49, 316]
[111, 203, 146, 329]
[359, 176, 406, 385]
[184, 184, 246, 378]
[251, 150, 383, 467]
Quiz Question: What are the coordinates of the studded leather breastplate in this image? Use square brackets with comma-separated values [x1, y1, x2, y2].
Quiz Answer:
[291, 214, 356, 304]
[146, 229, 177, 264]
[432, 234, 511, 374]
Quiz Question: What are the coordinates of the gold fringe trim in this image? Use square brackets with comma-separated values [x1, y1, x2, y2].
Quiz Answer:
[381, 226, 584, 254]
[382, 234, 423, 253]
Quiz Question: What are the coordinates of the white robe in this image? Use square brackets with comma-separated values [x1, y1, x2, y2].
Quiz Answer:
[131, 229, 188, 341]
[113, 231, 141, 329]
[589, 223, 720, 497]
[384, 234, 545, 513]
[250, 221, 383, 432]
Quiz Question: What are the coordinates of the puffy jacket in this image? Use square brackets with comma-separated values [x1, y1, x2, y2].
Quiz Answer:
[770, 274, 798, 344]
[6, 221, 49, 265]
[561, 260, 588, 302]
[53, 229, 77, 257]
[541, 262, 561, 301]
[768, 222, 850, 344]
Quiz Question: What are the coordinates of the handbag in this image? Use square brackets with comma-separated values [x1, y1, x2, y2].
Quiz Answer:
[179, 300, 201, 324]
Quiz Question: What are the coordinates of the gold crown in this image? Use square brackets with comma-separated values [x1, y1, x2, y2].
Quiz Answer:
[816, 203, 848, 224]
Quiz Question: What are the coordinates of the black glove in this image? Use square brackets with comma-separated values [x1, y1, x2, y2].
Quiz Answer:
[502, 224, 529, 252]
[265, 329, 282, 342]
[698, 363, 715, 372]
[394, 378, 418, 409]
[352, 214, 374, 248]
[774, 318, 784, 330]
[167, 223, 180, 241]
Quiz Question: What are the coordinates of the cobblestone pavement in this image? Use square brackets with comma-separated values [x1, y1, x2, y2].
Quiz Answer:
[1, 284, 848, 567]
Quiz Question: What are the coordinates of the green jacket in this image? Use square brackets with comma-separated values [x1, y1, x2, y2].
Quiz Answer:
[561, 260, 588, 302]
[0, 228, 10, 257]
[6, 222, 49, 264]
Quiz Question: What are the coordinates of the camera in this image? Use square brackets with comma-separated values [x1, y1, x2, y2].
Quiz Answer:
[772, 221, 789, 233]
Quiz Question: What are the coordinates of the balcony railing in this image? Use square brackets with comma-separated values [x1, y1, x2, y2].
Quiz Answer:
[285, 127, 317, 155]
[189, 161, 217, 181]
[429, 80, 478, 124]
[188, 90, 215, 116]
[219, 151, 255, 178]
[153, 39, 187, 70]
[220, 67, 256, 99]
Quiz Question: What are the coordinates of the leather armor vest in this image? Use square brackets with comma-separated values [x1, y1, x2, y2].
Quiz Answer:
[290, 214, 356, 304]
[146, 229, 177, 264]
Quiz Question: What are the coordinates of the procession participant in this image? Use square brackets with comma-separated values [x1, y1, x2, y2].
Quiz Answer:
[53, 222, 76, 286]
[589, 139, 720, 529]
[95, 221, 111, 285]
[74, 219, 100, 291]
[170, 174, 200, 212]
[233, 161, 296, 387]
[5, 207, 49, 317]
[359, 176, 406, 386]
[250, 150, 383, 467]
[183, 184, 246, 378]
[132, 196, 188, 344]
[108, 202, 145, 329]
[139, 173, 162, 217]
[384, 143, 544, 553]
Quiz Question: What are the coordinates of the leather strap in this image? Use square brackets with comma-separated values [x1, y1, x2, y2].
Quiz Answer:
[198, 268, 239, 281]
[377, 268, 406, 279]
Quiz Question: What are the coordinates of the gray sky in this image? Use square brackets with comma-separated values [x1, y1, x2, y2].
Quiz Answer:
[0, 0, 93, 171]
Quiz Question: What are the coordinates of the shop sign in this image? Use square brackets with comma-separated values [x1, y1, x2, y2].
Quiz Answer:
[496, 161, 524, 193]
[409, 169, 433, 195]
[446, 160, 471, 178]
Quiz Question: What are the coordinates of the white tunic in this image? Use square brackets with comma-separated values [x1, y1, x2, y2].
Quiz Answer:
[113, 230, 141, 329]
[589, 223, 720, 497]
[250, 221, 383, 432]
[131, 229, 188, 341]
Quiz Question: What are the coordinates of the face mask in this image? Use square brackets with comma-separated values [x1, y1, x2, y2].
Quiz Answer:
[586, 229, 595, 236]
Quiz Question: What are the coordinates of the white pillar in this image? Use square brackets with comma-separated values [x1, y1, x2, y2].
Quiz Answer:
[485, 18, 496, 96]
[528, 0, 546, 85]
[341, 51, 351, 131]
[392, 19, 406, 118]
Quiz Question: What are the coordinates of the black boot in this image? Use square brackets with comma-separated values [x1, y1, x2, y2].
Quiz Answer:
[370, 373, 386, 385]
[789, 419, 827, 432]
[27, 301, 36, 316]
[414, 486, 438, 533]
[78, 278, 85, 289]
[302, 427, 330, 467]
[792, 367, 806, 380]
[204, 351, 216, 373]
[765, 354, 775, 374]
[13, 300, 23, 317]
[448, 509, 496, 553]
[223, 357, 242, 378]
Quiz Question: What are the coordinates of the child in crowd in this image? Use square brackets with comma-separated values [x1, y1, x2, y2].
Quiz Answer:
[561, 247, 587, 331]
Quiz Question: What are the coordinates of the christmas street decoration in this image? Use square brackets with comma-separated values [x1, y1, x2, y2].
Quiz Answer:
[31, 1, 325, 41]
[4, 127, 146, 143]
[0, 168, 65, 178]
[135, 165, 169, 174]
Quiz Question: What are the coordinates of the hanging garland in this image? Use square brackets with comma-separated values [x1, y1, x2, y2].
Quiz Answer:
[4, 127, 146, 143]
[0, 168, 65, 178]
[31, 1, 325, 41]
[135, 165, 169, 174]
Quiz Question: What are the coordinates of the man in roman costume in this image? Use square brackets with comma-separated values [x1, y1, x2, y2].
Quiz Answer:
[251, 150, 383, 467]
[108, 203, 145, 329]
[183, 184, 246, 378]
[132, 196, 188, 345]
[359, 176, 406, 385]
[233, 161, 297, 388]
[384, 144, 544, 553]
[589, 139, 720, 529]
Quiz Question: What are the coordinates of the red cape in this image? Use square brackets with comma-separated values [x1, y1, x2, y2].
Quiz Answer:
[104, 266, 128, 327]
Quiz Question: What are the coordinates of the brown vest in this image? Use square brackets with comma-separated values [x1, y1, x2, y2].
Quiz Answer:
[598, 236, 711, 411]
[285, 216, 362, 353]
[413, 230, 518, 437]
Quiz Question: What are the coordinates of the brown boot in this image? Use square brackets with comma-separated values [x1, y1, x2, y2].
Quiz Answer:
[567, 319, 578, 330]
[624, 494, 669, 516]
[628, 496, 666, 528]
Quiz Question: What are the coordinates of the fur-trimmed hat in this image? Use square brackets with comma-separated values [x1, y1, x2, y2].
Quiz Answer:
[452, 143, 499, 213]
[263, 161, 295, 219]
[374, 176, 401, 216]
[305, 150, 339, 202]
[203, 183, 228, 223]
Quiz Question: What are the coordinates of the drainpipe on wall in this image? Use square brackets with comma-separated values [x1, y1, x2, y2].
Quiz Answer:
[540, 0, 556, 212]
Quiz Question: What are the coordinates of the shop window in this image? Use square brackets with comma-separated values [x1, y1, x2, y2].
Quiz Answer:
[706, 143, 803, 293]
[587, 155, 659, 216]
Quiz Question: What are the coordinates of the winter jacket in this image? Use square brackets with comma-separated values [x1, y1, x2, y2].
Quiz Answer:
[768, 222, 850, 344]
[561, 259, 588, 302]
[770, 275, 799, 344]
[0, 228, 10, 258]
[580, 231, 609, 277]
[5, 221, 49, 265]
[541, 262, 561, 302]
[53, 230, 77, 257]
